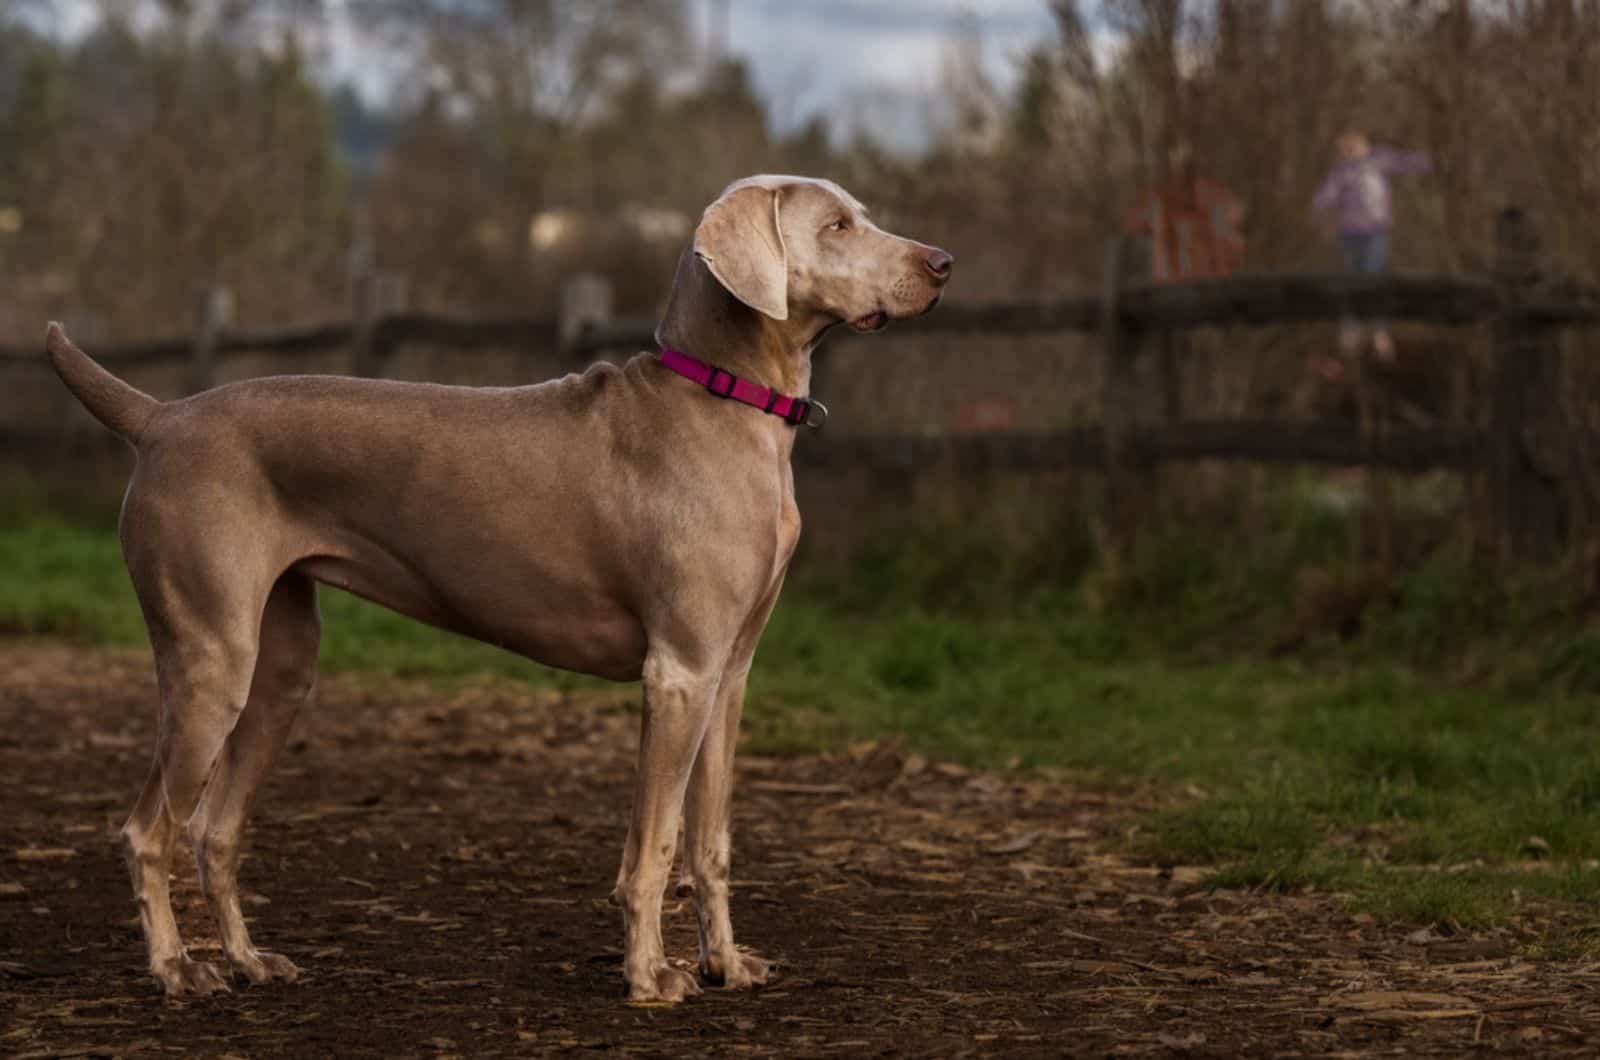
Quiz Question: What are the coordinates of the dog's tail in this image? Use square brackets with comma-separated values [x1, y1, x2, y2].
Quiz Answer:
[44, 322, 160, 445]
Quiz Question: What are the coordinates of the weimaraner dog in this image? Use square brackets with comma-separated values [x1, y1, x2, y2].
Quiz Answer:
[45, 174, 952, 1003]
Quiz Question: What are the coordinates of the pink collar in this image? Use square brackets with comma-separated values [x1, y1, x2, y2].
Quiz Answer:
[658, 347, 827, 428]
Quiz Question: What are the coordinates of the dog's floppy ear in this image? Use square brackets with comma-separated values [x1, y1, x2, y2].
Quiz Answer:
[693, 183, 789, 321]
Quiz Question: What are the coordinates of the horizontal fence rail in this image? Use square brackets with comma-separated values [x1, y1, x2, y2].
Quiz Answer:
[6, 271, 1598, 365]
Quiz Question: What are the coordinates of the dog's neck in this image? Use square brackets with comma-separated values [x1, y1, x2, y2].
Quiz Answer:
[655, 250, 827, 398]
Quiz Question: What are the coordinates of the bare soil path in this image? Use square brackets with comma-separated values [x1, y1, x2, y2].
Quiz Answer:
[4, 640, 1599, 1057]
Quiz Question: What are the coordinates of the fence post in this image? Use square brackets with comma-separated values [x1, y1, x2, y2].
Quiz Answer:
[351, 269, 381, 378]
[560, 272, 614, 364]
[189, 285, 232, 394]
[1353, 351, 1397, 571]
[1100, 235, 1144, 565]
[1156, 329, 1180, 425]
[350, 269, 410, 378]
[1489, 207, 1565, 561]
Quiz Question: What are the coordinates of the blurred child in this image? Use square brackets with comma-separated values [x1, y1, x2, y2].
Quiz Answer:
[1312, 131, 1431, 361]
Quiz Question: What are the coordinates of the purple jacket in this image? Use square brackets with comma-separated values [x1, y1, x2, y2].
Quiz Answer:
[1312, 147, 1431, 235]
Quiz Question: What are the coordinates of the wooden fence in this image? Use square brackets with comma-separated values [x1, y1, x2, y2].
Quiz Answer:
[4, 207, 1598, 558]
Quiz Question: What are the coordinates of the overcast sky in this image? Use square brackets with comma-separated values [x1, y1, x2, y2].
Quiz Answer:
[706, 1, 1061, 143]
[41, 0, 1068, 148]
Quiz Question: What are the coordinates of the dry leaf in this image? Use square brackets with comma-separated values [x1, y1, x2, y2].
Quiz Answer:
[985, 831, 1040, 855]
[1327, 991, 1473, 1010]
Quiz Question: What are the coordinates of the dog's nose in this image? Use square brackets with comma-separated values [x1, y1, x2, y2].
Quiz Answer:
[924, 247, 954, 282]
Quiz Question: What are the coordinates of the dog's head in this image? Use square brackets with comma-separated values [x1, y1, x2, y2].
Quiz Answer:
[691, 175, 952, 334]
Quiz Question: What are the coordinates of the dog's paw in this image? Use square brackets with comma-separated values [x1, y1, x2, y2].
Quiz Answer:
[701, 947, 772, 990]
[232, 949, 301, 985]
[155, 955, 232, 997]
[627, 961, 703, 1005]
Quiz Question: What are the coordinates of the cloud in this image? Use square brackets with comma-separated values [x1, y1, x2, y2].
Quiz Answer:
[718, 0, 1058, 144]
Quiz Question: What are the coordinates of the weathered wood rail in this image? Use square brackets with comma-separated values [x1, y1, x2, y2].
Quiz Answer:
[5, 271, 1595, 366]
[5, 207, 1598, 557]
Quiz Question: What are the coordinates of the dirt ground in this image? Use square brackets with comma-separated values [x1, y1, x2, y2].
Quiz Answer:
[4, 640, 1600, 1058]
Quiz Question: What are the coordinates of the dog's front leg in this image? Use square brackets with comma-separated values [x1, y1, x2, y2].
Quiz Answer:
[680, 577, 784, 989]
[613, 651, 717, 1003]
[681, 659, 771, 989]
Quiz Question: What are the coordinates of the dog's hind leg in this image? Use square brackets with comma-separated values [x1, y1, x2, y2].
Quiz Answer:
[188, 572, 320, 985]
[122, 763, 208, 994]
[121, 537, 272, 997]
[124, 629, 262, 996]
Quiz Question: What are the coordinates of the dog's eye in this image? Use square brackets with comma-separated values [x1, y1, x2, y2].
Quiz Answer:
[827, 217, 851, 233]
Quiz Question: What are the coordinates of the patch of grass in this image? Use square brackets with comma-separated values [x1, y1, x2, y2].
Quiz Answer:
[1142, 793, 1322, 866]
[1343, 866, 1600, 931]
[1352, 871, 1517, 929]
[0, 518, 148, 643]
[1201, 855, 1355, 895]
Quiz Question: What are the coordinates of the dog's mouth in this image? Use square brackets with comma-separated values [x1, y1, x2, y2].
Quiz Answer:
[849, 310, 889, 333]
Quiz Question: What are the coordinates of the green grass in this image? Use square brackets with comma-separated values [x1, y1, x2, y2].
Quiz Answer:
[5, 498, 1600, 938]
